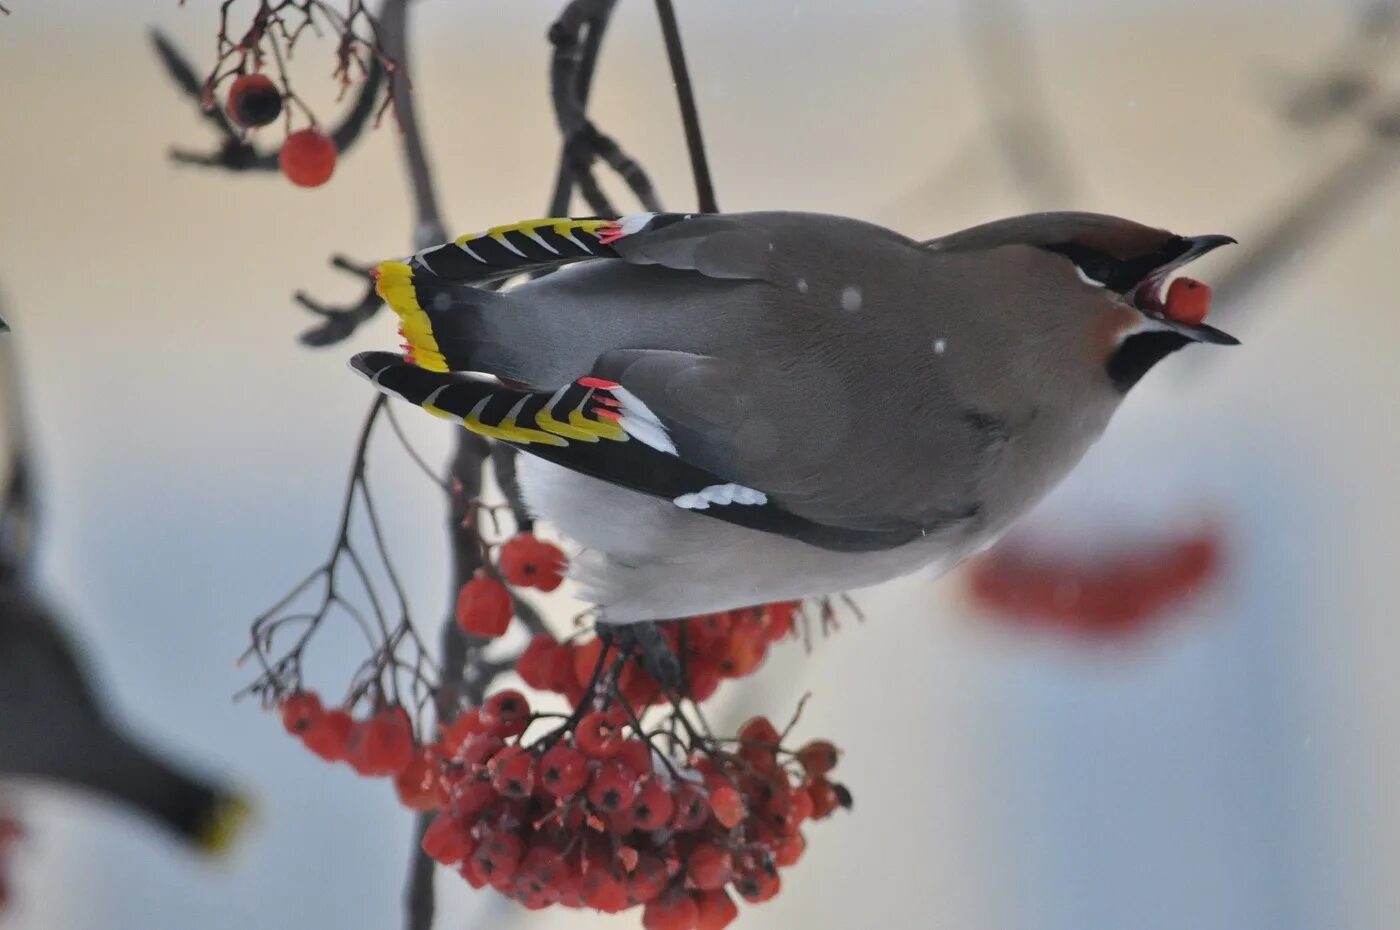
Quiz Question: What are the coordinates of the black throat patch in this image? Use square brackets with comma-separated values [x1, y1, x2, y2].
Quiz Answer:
[1106, 330, 1191, 392]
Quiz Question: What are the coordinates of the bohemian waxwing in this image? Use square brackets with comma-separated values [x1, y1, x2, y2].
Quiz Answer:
[351, 211, 1237, 625]
[0, 334, 249, 855]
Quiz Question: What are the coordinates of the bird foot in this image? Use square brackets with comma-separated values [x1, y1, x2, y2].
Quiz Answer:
[597, 620, 682, 692]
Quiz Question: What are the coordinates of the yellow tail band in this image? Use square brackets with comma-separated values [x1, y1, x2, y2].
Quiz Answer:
[197, 794, 253, 857]
[374, 261, 448, 373]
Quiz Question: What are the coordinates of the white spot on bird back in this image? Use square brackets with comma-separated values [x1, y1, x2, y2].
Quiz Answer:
[933, 339, 946, 355]
[432, 292, 453, 311]
[840, 285, 863, 312]
[796, 278, 809, 294]
[674, 483, 768, 510]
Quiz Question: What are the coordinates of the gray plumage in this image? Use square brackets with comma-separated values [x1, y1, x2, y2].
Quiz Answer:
[0, 333, 248, 853]
[357, 211, 1236, 621]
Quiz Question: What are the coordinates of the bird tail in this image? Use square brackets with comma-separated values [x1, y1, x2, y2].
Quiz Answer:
[373, 260, 457, 373]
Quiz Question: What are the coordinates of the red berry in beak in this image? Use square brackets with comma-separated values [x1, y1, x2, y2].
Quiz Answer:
[1164, 276, 1212, 326]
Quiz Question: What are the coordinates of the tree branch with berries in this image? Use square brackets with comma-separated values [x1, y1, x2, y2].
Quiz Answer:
[156, 2, 850, 929]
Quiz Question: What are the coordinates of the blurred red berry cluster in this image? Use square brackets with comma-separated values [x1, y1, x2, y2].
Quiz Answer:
[966, 528, 1223, 639]
[223, 74, 339, 188]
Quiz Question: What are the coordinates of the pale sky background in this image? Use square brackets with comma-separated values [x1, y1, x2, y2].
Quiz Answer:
[3, 1, 1400, 929]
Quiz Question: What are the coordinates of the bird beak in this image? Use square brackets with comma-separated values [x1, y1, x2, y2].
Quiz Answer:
[1130, 234, 1239, 345]
[0, 316, 9, 334]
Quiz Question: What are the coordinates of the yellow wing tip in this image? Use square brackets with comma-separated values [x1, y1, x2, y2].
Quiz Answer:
[373, 260, 448, 373]
[196, 794, 253, 857]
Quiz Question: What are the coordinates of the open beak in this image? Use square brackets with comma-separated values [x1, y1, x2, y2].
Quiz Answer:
[1130, 234, 1239, 345]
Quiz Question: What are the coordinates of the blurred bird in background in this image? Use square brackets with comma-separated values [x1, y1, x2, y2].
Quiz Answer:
[0, 313, 250, 874]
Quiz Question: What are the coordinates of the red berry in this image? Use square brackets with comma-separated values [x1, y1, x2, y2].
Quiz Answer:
[346, 707, 415, 776]
[480, 689, 531, 738]
[439, 708, 490, 752]
[587, 761, 639, 813]
[1165, 276, 1212, 326]
[715, 632, 766, 678]
[421, 812, 471, 865]
[451, 778, 499, 818]
[279, 691, 322, 735]
[632, 779, 676, 831]
[572, 637, 605, 687]
[487, 745, 535, 798]
[539, 743, 590, 798]
[301, 707, 352, 761]
[575, 710, 625, 759]
[472, 831, 524, 888]
[580, 869, 630, 913]
[671, 782, 710, 831]
[796, 740, 840, 776]
[773, 830, 806, 867]
[687, 660, 721, 702]
[225, 72, 283, 128]
[395, 749, 440, 811]
[616, 739, 654, 778]
[686, 842, 734, 891]
[516, 634, 565, 690]
[708, 784, 746, 829]
[457, 732, 505, 768]
[737, 716, 781, 747]
[278, 128, 337, 188]
[515, 846, 568, 903]
[734, 865, 781, 903]
[695, 889, 739, 930]
[627, 853, 670, 905]
[643, 888, 700, 930]
[806, 777, 840, 819]
[763, 601, 799, 642]
[455, 573, 513, 638]
[498, 533, 568, 591]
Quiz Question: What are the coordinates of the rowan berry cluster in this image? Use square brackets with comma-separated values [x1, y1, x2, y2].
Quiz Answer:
[223, 74, 339, 188]
[276, 565, 847, 928]
[418, 700, 847, 928]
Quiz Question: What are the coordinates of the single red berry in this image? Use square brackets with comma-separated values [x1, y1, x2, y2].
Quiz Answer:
[450, 778, 499, 818]
[457, 732, 505, 769]
[773, 830, 806, 867]
[686, 660, 721, 702]
[455, 573, 513, 638]
[278, 128, 337, 188]
[806, 777, 840, 819]
[279, 691, 322, 735]
[515, 846, 568, 902]
[626, 853, 670, 905]
[480, 689, 532, 738]
[616, 739, 654, 778]
[643, 888, 700, 930]
[439, 708, 490, 752]
[346, 707, 415, 776]
[715, 632, 767, 678]
[734, 864, 781, 903]
[472, 831, 524, 887]
[572, 637, 605, 688]
[632, 779, 676, 831]
[1165, 276, 1212, 326]
[796, 740, 840, 776]
[420, 812, 471, 865]
[670, 782, 710, 831]
[575, 710, 625, 759]
[497, 533, 568, 591]
[762, 601, 799, 642]
[707, 784, 746, 829]
[301, 706, 352, 761]
[737, 716, 781, 747]
[587, 761, 639, 813]
[686, 842, 734, 891]
[225, 72, 283, 128]
[580, 868, 630, 913]
[487, 745, 535, 798]
[515, 634, 564, 690]
[459, 854, 491, 890]
[538, 743, 590, 799]
[695, 888, 740, 930]
[395, 749, 440, 811]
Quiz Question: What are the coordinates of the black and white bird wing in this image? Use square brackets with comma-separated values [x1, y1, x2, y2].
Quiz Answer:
[351, 346, 983, 553]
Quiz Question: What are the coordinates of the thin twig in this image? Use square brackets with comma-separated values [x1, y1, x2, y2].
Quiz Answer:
[653, 0, 717, 213]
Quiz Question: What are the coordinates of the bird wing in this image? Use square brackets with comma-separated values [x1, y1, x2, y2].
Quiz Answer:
[352, 343, 992, 552]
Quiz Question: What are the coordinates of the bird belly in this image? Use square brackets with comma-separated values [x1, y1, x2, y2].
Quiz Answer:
[518, 458, 964, 622]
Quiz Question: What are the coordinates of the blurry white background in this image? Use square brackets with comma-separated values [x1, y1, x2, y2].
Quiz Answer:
[2, 1, 1399, 929]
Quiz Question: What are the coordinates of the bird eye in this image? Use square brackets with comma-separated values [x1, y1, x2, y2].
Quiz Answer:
[1043, 243, 1119, 291]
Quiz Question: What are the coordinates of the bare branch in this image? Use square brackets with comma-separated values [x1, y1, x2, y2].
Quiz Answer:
[654, 0, 718, 213]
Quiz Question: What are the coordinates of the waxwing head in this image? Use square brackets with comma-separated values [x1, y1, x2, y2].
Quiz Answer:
[929, 211, 1238, 392]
